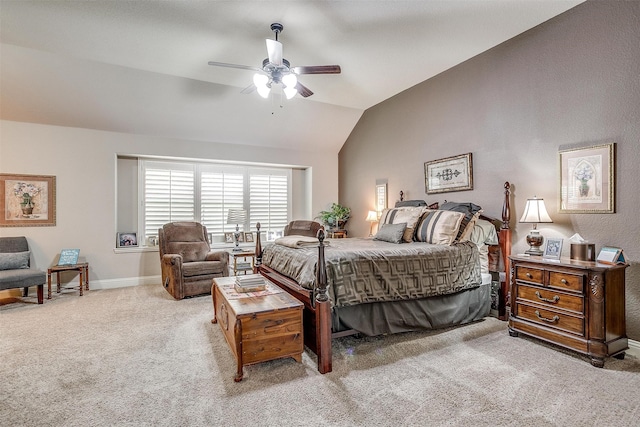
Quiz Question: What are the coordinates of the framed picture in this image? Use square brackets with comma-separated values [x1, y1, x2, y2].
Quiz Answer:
[117, 232, 138, 247]
[244, 232, 254, 243]
[376, 181, 387, 212]
[543, 238, 563, 260]
[224, 232, 234, 243]
[424, 153, 473, 194]
[559, 143, 615, 213]
[0, 173, 56, 227]
[236, 232, 244, 243]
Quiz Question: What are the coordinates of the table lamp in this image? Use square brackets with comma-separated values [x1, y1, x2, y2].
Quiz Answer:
[226, 209, 247, 251]
[519, 196, 552, 256]
[366, 210, 378, 237]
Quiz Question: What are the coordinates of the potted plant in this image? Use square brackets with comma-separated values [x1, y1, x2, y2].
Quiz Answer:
[317, 203, 351, 230]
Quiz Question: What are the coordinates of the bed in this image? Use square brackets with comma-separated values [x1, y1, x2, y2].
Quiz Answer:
[254, 182, 512, 374]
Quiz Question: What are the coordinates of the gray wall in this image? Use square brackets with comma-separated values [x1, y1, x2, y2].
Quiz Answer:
[339, 2, 640, 339]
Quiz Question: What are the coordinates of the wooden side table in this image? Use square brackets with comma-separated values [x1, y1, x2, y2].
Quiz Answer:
[229, 250, 255, 275]
[47, 262, 89, 299]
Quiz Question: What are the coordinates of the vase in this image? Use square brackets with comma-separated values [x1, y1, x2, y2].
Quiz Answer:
[21, 205, 33, 215]
[579, 182, 589, 197]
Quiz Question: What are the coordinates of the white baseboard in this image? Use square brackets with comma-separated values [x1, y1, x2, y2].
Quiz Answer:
[628, 339, 640, 352]
[90, 275, 161, 290]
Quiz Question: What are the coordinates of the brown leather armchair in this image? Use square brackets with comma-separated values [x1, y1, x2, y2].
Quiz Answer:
[158, 222, 229, 300]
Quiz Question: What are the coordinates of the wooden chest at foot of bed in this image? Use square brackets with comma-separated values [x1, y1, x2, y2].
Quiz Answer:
[212, 275, 304, 381]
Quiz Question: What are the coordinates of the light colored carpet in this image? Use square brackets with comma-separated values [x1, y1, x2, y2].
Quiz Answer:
[2, 284, 639, 427]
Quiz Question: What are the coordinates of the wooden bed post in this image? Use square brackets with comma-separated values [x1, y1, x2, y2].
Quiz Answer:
[315, 229, 332, 374]
[254, 222, 262, 272]
[498, 182, 512, 320]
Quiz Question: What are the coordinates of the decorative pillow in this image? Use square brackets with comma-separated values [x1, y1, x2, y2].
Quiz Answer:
[469, 219, 499, 247]
[379, 206, 428, 243]
[414, 210, 465, 245]
[373, 223, 407, 244]
[439, 202, 483, 242]
[0, 251, 30, 270]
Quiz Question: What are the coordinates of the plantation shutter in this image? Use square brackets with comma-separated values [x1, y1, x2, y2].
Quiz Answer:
[250, 171, 290, 239]
[201, 169, 244, 235]
[143, 161, 195, 238]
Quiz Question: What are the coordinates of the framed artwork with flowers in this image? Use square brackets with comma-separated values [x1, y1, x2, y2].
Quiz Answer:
[559, 143, 615, 213]
[0, 174, 56, 227]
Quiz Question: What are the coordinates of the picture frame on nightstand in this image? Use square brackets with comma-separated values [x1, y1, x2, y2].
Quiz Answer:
[543, 237, 563, 259]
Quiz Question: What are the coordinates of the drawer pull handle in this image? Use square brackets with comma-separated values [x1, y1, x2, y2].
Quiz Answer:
[526, 273, 533, 279]
[561, 278, 568, 285]
[535, 291, 560, 304]
[535, 310, 560, 323]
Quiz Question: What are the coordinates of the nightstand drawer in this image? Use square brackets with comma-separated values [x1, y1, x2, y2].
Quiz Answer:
[517, 284, 584, 314]
[517, 303, 584, 336]
[548, 271, 583, 293]
[515, 265, 544, 284]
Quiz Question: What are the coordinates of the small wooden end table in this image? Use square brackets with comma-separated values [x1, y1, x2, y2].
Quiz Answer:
[211, 275, 303, 382]
[47, 262, 89, 299]
[228, 249, 255, 275]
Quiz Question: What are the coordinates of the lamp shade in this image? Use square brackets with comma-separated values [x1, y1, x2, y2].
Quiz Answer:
[519, 197, 552, 223]
[227, 209, 247, 225]
[366, 210, 378, 222]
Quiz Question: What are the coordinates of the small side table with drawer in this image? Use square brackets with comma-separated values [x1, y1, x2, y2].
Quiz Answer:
[508, 255, 627, 367]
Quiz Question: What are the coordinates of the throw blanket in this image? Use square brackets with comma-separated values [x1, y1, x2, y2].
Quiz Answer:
[261, 238, 481, 308]
[275, 235, 330, 248]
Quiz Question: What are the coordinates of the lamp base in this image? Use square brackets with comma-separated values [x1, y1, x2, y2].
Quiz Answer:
[525, 230, 544, 256]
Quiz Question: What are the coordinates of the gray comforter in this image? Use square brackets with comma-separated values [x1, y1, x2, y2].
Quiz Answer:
[261, 237, 481, 308]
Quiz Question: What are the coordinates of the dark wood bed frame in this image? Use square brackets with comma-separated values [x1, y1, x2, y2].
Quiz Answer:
[255, 182, 512, 374]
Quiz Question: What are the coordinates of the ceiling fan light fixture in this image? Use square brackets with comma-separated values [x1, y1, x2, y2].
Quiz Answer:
[253, 73, 269, 88]
[282, 73, 297, 88]
[256, 85, 271, 99]
[283, 86, 297, 99]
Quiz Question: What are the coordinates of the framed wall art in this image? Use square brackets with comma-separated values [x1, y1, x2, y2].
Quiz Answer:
[559, 143, 615, 213]
[244, 232, 254, 243]
[424, 153, 473, 194]
[0, 173, 56, 227]
[224, 232, 234, 244]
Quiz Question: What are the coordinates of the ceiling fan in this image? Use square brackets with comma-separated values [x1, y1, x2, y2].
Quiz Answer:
[208, 23, 341, 99]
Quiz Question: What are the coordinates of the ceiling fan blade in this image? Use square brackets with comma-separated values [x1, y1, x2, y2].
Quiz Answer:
[208, 61, 262, 73]
[292, 65, 341, 75]
[295, 82, 314, 98]
[240, 84, 256, 94]
[266, 39, 283, 66]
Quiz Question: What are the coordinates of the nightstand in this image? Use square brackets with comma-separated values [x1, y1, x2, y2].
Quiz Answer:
[229, 250, 255, 276]
[508, 255, 628, 367]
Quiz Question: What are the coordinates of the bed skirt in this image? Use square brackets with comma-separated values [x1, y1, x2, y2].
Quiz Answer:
[332, 281, 491, 336]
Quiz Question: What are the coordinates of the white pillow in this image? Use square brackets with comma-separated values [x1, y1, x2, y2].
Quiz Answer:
[414, 210, 464, 245]
[379, 206, 428, 243]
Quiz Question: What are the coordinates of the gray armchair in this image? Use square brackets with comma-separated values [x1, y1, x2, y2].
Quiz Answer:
[0, 236, 46, 304]
[158, 222, 229, 300]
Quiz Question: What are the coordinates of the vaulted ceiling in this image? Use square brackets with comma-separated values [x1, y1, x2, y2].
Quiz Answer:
[0, 1, 583, 153]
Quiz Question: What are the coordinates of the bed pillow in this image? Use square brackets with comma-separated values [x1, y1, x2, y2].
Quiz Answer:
[373, 222, 407, 244]
[469, 219, 499, 247]
[394, 199, 426, 207]
[414, 210, 465, 245]
[439, 202, 483, 242]
[379, 206, 428, 243]
[0, 251, 30, 270]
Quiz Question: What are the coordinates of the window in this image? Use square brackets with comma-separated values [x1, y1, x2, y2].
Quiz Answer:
[140, 160, 291, 245]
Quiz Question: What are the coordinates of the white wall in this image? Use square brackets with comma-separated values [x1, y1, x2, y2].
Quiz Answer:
[0, 120, 338, 288]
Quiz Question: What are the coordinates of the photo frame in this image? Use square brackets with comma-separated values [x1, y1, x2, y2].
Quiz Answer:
[117, 232, 138, 248]
[424, 153, 473, 194]
[0, 173, 56, 227]
[224, 232, 234, 244]
[244, 232, 254, 243]
[543, 238, 563, 260]
[236, 232, 244, 243]
[559, 143, 615, 213]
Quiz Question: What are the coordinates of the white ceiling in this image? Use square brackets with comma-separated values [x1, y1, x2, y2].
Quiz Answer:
[0, 1, 583, 153]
